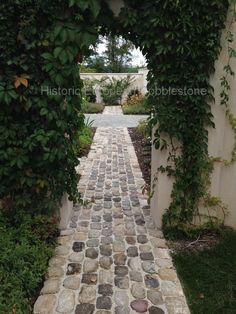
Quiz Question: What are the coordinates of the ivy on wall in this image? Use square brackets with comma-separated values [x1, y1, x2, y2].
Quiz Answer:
[221, 0, 236, 165]
[0, 0, 103, 214]
[119, 0, 229, 235]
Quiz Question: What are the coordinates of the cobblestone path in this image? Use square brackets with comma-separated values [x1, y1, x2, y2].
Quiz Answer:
[34, 128, 190, 314]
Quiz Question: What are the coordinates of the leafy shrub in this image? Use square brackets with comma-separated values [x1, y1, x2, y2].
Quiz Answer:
[0, 211, 57, 314]
[128, 88, 141, 99]
[82, 79, 97, 103]
[81, 99, 104, 113]
[122, 95, 150, 114]
[85, 88, 97, 102]
[137, 119, 152, 140]
[100, 76, 133, 105]
[76, 127, 93, 157]
[75, 118, 95, 157]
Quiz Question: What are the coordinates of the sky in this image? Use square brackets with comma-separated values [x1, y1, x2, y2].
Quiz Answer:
[131, 47, 147, 67]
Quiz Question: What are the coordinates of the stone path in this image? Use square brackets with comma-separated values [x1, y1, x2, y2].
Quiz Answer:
[85, 114, 148, 128]
[103, 105, 123, 115]
[34, 127, 190, 314]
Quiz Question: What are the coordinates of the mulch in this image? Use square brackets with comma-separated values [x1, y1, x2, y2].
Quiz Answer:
[128, 127, 151, 186]
[168, 232, 222, 252]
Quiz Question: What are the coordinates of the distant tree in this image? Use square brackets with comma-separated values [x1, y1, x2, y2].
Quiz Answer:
[85, 55, 107, 73]
[103, 34, 134, 72]
[81, 36, 106, 72]
[79, 65, 97, 73]
[81, 34, 135, 73]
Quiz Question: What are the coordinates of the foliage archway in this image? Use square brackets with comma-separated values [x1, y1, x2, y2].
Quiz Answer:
[0, 0, 230, 235]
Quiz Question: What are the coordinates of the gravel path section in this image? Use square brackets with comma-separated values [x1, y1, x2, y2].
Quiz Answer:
[85, 114, 148, 128]
[103, 106, 123, 115]
[34, 127, 190, 314]
[85, 105, 148, 128]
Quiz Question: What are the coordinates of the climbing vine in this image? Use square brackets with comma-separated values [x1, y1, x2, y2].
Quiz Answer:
[119, 0, 229, 235]
[0, 0, 104, 214]
[220, 0, 236, 165]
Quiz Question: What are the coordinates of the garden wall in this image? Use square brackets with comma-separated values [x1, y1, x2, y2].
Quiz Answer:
[80, 68, 148, 104]
[59, 193, 73, 229]
[151, 9, 236, 229]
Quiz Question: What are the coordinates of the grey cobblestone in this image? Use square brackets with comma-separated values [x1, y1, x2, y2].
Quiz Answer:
[34, 127, 189, 314]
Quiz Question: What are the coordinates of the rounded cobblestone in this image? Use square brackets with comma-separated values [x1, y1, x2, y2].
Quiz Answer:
[114, 291, 129, 306]
[130, 299, 148, 313]
[56, 290, 75, 313]
[79, 285, 96, 303]
[63, 276, 80, 290]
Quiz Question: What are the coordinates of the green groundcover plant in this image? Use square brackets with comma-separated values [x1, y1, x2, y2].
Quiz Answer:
[0, 211, 57, 313]
[173, 230, 236, 314]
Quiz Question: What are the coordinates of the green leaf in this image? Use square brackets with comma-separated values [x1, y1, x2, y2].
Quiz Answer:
[41, 53, 53, 61]
[54, 25, 63, 38]
[53, 47, 63, 58]
[61, 29, 68, 43]
[8, 90, 18, 99]
[90, 0, 101, 18]
[78, 0, 89, 11]
[40, 108, 48, 116]
[69, 0, 76, 7]
[55, 74, 63, 85]
[59, 50, 68, 64]
[80, 32, 97, 48]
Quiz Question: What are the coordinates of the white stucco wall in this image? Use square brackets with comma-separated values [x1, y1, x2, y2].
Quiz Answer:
[151, 8, 236, 229]
[59, 193, 73, 230]
[208, 11, 236, 228]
